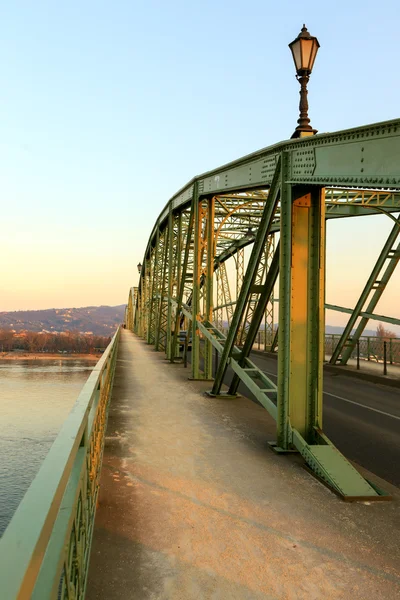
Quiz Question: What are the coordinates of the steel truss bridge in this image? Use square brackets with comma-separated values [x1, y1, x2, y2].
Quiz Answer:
[127, 119, 400, 501]
[1, 119, 400, 600]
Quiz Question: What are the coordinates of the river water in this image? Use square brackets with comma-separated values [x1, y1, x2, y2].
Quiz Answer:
[0, 359, 94, 536]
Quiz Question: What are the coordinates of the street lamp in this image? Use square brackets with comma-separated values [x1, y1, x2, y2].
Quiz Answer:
[289, 25, 320, 138]
[137, 262, 142, 274]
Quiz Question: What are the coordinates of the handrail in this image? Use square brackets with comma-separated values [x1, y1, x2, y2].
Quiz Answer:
[0, 327, 121, 599]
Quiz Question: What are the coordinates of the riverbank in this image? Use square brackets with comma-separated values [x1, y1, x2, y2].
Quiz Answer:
[0, 353, 101, 361]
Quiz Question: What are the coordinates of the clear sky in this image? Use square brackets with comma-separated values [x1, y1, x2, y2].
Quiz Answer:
[0, 1, 398, 332]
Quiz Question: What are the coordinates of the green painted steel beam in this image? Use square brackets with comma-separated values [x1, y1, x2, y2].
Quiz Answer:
[228, 240, 280, 396]
[291, 429, 383, 500]
[138, 119, 400, 262]
[191, 189, 201, 378]
[326, 205, 400, 219]
[0, 329, 121, 599]
[171, 196, 195, 361]
[197, 320, 277, 418]
[326, 303, 400, 327]
[210, 157, 281, 395]
[277, 152, 292, 450]
[31, 448, 87, 599]
[330, 223, 400, 364]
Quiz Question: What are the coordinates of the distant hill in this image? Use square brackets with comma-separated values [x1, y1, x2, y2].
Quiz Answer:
[0, 305, 126, 336]
[325, 325, 377, 337]
[220, 321, 379, 337]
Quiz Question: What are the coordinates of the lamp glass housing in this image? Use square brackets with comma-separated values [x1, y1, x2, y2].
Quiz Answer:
[289, 27, 320, 74]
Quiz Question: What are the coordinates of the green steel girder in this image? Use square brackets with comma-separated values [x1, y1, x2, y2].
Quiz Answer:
[326, 303, 400, 328]
[171, 196, 195, 361]
[199, 120, 400, 194]
[0, 330, 121, 598]
[138, 119, 400, 269]
[210, 158, 281, 395]
[176, 300, 384, 500]
[228, 241, 280, 396]
[132, 119, 400, 501]
[330, 221, 400, 364]
[155, 232, 169, 351]
[291, 428, 385, 500]
[197, 319, 278, 416]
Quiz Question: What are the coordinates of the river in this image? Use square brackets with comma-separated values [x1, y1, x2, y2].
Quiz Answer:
[0, 359, 94, 536]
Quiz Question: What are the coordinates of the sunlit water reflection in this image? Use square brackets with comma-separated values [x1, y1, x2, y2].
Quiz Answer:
[0, 359, 94, 536]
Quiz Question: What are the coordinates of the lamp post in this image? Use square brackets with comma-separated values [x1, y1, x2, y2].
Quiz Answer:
[289, 25, 320, 139]
[137, 262, 142, 274]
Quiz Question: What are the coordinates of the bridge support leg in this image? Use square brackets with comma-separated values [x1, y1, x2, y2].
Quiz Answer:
[191, 194, 214, 379]
[166, 207, 174, 359]
[277, 181, 325, 450]
[275, 178, 385, 498]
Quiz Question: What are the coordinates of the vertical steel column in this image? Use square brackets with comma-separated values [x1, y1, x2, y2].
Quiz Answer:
[155, 230, 169, 351]
[132, 287, 138, 331]
[191, 191, 202, 379]
[148, 228, 160, 345]
[236, 248, 244, 297]
[166, 208, 174, 359]
[127, 287, 138, 331]
[277, 170, 325, 449]
[264, 234, 275, 350]
[142, 257, 151, 340]
[171, 194, 195, 361]
[203, 196, 215, 379]
[135, 278, 143, 335]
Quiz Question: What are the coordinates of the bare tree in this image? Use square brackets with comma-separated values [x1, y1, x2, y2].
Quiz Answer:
[376, 323, 397, 339]
[0, 329, 14, 352]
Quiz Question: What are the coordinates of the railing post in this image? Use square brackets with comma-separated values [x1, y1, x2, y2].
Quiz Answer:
[384, 341, 387, 375]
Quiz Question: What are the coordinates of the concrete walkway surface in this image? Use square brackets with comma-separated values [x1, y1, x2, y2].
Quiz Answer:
[87, 330, 400, 600]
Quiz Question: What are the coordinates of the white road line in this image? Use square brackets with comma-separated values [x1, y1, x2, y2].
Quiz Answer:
[323, 391, 400, 421]
[260, 368, 400, 421]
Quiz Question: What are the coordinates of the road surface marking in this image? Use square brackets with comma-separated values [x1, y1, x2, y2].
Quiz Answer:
[260, 368, 400, 421]
[323, 391, 400, 421]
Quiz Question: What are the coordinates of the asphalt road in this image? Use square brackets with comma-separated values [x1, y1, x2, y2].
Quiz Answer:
[187, 349, 400, 488]
[248, 352, 400, 488]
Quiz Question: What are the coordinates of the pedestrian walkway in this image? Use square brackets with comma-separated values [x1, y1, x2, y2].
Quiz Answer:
[86, 330, 400, 600]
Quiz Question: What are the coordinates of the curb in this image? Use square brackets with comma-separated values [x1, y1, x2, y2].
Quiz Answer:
[323, 364, 400, 389]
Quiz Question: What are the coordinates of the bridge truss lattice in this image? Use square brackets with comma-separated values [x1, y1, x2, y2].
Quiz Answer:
[128, 119, 400, 500]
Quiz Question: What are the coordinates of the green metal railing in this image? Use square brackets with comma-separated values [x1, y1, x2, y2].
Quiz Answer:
[325, 334, 400, 365]
[217, 327, 399, 365]
[0, 327, 121, 600]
